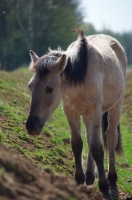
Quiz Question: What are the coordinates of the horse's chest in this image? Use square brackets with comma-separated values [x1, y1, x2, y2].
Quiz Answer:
[62, 93, 96, 115]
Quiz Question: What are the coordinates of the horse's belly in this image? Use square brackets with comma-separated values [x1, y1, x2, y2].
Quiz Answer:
[102, 91, 124, 113]
[102, 103, 114, 113]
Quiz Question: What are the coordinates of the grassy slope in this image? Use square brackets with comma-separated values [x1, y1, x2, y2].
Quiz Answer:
[0, 68, 132, 195]
[0, 68, 75, 176]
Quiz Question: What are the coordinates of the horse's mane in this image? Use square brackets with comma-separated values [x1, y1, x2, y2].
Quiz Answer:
[63, 28, 88, 85]
[31, 28, 88, 85]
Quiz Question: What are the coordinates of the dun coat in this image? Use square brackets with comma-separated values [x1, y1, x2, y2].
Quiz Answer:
[26, 29, 127, 200]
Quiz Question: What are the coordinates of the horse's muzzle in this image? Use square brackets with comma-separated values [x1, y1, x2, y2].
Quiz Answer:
[25, 115, 44, 136]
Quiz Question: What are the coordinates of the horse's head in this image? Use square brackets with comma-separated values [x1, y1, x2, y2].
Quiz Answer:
[25, 50, 66, 136]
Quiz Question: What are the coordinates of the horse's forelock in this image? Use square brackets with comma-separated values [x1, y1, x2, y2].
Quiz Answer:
[30, 51, 62, 74]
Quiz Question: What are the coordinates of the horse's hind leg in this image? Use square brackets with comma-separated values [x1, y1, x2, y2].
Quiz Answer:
[82, 116, 95, 185]
[63, 106, 85, 185]
[106, 100, 123, 199]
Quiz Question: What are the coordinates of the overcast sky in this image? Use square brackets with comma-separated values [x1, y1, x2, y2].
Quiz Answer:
[80, 0, 132, 33]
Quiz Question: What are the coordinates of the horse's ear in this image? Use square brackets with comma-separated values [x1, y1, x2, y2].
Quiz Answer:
[30, 50, 39, 63]
[56, 54, 67, 73]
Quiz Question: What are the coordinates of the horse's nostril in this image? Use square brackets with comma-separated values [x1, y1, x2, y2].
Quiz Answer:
[25, 116, 39, 130]
[25, 115, 44, 136]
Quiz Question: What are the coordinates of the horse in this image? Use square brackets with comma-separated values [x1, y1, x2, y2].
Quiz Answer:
[25, 29, 127, 200]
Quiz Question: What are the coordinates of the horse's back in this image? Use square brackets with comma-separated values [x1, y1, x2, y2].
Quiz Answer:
[87, 34, 127, 75]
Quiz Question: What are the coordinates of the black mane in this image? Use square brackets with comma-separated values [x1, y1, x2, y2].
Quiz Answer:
[63, 35, 88, 86]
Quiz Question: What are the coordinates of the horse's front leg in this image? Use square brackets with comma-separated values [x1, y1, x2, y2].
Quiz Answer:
[89, 106, 112, 200]
[63, 106, 85, 185]
[82, 116, 95, 185]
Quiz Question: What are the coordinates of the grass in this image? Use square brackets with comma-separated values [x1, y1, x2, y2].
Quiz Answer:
[0, 67, 132, 195]
[128, 65, 132, 68]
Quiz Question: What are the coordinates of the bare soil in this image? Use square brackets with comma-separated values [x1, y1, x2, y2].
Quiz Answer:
[0, 143, 103, 200]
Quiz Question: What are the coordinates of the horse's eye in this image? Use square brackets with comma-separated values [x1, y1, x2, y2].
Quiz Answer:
[46, 86, 53, 94]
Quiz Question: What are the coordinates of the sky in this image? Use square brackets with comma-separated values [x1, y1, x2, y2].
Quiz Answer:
[80, 0, 132, 33]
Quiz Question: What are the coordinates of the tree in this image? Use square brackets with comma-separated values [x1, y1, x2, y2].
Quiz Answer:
[0, 0, 84, 70]
[16, 0, 34, 51]
[0, 0, 132, 70]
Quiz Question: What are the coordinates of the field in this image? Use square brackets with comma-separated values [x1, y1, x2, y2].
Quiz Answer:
[0, 67, 132, 199]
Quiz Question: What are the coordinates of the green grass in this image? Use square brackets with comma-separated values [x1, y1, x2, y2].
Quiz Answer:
[0, 68, 75, 174]
[128, 65, 132, 68]
[0, 67, 132, 195]
[116, 114, 132, 193]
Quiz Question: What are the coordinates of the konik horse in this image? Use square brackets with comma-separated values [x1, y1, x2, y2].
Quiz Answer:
[26, 29, 127, 200]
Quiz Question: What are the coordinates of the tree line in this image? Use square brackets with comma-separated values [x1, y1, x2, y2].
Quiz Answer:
[0, 0, 132, 70]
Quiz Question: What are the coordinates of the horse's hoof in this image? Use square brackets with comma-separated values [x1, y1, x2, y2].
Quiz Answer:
[103, 194, 113, 200]
[109, 187, 119, 199]
[75, 172, 85, 185]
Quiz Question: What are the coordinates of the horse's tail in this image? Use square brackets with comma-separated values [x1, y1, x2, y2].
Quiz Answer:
[101, 111, 123, 156]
